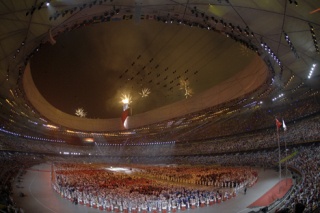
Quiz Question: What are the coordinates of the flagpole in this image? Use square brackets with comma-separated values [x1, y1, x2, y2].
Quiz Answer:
[277, 128, 281, 181]
[276, 122, 283, 197]
[285, 135, 287, 185]
[283, 119, 288, 186]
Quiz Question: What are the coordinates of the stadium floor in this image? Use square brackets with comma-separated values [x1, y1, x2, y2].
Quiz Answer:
[12, 163, 287, 213]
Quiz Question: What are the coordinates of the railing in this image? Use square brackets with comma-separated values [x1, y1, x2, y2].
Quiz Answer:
[267, 167, 303, 213]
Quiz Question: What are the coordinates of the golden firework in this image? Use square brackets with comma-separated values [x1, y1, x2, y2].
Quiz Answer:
[75, 108, 87, 118]
[139, 88, 151, 98]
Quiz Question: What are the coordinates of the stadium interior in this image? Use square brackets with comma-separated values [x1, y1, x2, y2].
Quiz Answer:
[0, 1, 319, 213]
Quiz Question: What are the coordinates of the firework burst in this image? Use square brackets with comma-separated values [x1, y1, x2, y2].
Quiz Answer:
[139, 88, 151, 98]
[179, 79, 193, 98]
[120, 93, 132, 104]
[75, 108, 87, 118]
[239, 44, 250, 56]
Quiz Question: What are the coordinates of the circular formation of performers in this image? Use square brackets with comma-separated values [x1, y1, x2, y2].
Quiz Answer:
[52, 164, 258, 212]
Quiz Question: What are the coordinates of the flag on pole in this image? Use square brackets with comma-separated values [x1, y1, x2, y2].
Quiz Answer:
[121, 108, 130, 127]
[276, 118, 282, 130]
[282, 119, 287, 131]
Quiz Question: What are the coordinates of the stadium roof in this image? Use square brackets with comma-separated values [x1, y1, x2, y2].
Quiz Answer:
[0, 0, 319, 142]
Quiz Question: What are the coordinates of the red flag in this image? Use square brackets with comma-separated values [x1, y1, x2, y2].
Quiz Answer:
[121, 108, 130, 126]
[275, 118, 282, 130]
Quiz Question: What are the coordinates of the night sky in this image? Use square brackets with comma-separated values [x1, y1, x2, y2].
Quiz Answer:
[30, 21, 254, 119]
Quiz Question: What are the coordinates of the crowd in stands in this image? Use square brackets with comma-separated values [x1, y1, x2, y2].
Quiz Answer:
[0, 152, 44, 212]
[0, 112, 319, 159]
[276, 144, 320, 213]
